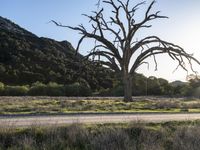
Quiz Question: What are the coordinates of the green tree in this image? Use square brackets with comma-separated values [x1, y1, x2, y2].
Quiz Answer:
[186, 74, 200, 97]
[132, 73, 147, 96]
[158, 78, 172, 95]
[147, 76, 162, 95]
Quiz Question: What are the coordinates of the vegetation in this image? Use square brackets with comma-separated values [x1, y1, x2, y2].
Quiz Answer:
[0, 16, 114, 91]
[99, 74, 174, 96]
[0, 72, 199, 97]
[2, 97, 200, 115]
[0, 82, 92, 97]
[1, 121, 200, 149]
[1, 16, 199, 99]
[55, 0, 200, 101]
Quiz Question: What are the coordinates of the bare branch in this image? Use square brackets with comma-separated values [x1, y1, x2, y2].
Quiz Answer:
[96, 0, 101, 9]
[145, 0, 156, 18]
[75, 35, 86, 54]
[137, 61, 150, 71]
[130, 46, 200, 74]
[104, 0, 127, 38]
[53, 0, 200, 101]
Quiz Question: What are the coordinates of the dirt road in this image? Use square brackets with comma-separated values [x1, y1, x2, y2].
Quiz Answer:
[1, 113, 200, 127]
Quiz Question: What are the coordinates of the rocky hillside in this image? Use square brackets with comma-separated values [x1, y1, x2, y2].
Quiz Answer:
[0, 16, 113, 89]
[0, 16, 36, 37]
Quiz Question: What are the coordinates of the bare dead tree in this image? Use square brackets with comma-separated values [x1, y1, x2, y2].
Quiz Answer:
[53, 0, 200, 101]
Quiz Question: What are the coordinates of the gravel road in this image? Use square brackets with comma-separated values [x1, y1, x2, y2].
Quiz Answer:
[1, 113, 200, 127]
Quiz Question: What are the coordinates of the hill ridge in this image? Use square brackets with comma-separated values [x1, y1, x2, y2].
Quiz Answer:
[0, 16, 113, 89]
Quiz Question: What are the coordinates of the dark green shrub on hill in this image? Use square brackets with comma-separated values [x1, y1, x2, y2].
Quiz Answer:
[0, 82, 4, 95]
[27, 82, 91, 96]
[0, 16, 114, 90]
[98, 88, 111, 96]
[46, 82, 65, 96]
[28, 82, 47, 96]
[79, 84, 92, 96]
[111, 85, 124, 96]
[98, 86, 124, 97]
[65, 83, 91, 96]
[3, 85, 29, 96]
[29, 82, 66, 96]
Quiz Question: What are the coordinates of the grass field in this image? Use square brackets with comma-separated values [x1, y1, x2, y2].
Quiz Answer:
[1, 96, 200, 149]
[1, 120, 200, 150]
[1, 96, 200, 115]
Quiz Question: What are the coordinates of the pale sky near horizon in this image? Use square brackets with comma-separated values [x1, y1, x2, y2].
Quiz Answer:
[1, 0, 200, 82]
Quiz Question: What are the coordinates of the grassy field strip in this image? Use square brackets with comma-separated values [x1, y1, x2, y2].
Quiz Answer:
[0, 97, 200, 115]
[1, 96, 200, 115]
[1, 113, 200, 127]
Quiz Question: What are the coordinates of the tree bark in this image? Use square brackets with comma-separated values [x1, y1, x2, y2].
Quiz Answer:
[123, 73, 133, 102]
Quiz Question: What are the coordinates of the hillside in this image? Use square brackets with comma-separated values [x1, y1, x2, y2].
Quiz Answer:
[0, 16, 113, 89]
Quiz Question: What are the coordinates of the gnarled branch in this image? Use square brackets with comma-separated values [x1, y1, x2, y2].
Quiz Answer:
[53, 0, 200, 81]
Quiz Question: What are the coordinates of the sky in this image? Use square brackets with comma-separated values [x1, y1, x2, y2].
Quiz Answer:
[1, 0, 200, 82]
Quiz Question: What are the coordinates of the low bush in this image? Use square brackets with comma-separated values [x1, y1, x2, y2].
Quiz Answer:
[45, 82, 65, 96]
[65, 83, 91, 96]
[28, 82, 47, 96]
[2, 122, 200, 150]
[28, 82, 66, 96]
[0, 82, 4, 95]
[98, 86, 124, 97]
[27, 82, 92, 96]
[98, 88, 112, 96]
[3, 85, 29, 96]
[170, 126, 200, 150]
[154, 101, 180, 109]
[111, 85, 124, 96]
[0, 124, 152, 150]
[91, 127, 131, 150]
[65, 83, 79, 96]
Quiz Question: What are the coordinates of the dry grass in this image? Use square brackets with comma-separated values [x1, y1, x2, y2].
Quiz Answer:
[1, 121, 200, 150]
[1, 96, 200, 115]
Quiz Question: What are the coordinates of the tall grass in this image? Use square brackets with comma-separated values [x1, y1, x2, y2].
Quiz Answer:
[1, 121, 200, 150]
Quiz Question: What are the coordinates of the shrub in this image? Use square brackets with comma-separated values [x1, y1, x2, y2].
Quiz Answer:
[171, 126, 200, 150]
[111, 85, 124, 96]
[91, 127, 131, 150]
[28, 82, 47, 96]
[65, 83, 80, 96]
[78, 84, 92, 96]
[0, 82, 4, 95]
[4, 85, 29, 96]
[98, 86, 124, 97]
[98, 88, 112, 96]
[154, 101, 180, 109]
[0, 81, 92, 96]
[65, 83, 91, 96]
[46, 82, 65, 96]
[65, 124, 90, 149]
[0, 82, 4, 90]
[28, 82, 65, 96]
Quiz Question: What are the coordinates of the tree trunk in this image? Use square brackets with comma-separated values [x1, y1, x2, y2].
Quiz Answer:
[123, 73, 133, 102]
